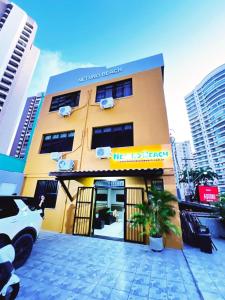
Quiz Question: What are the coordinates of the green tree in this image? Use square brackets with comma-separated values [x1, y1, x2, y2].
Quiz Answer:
[179, 167, 218, 184]
[130, 189, 181, 238]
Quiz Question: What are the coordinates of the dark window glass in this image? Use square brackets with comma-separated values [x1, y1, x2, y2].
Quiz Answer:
[0, 198, 19, 218]
[91, 123, 133, 149]
[4, 72, 14, 79]
[0, 92, 7, 100]
[40, 130, 75, 153]
[22, 30, 30, 38]
[6, 66, 16, 73]
[1, 78, 11, 86]
[96, 194, 107, 201]
[16, 44, 24, 52]
[151, 179, 164, 191]
[9, 60, 18, 68]
[116, 194, 125, 202]
[11, 55, 21, 62]
[34, 180, 58, 209]
[24, 26, 32, 34]
[20, 35, 28, 43]
[26, 22, 33, 29]
[50, 91, 80, 112]
[96, 79, 132, 102]
[13, 49, 22, 57]
[0, 84, 9, 92]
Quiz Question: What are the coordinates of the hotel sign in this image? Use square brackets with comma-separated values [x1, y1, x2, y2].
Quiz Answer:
[110, 145, 173, 170]
[78, 67, 122, 82]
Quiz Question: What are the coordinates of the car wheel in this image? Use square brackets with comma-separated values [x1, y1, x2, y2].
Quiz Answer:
[13, 234, 34, 269]
[0, 282, 20, 300]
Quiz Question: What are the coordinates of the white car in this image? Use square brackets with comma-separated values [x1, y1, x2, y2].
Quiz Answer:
[0, 196, 43, 269]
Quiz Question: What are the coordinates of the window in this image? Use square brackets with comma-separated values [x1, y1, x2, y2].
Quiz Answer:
[96, 194, 107, 202]
[9, 60, 18, 68]
[16, 44, 24, 52]
[151, 179, 164, 191]
[4, 72, 14, 79]
[0, 197, 19, 218]
[116, 194, 125, 202]
[40, 130, 74, 153]
[11, 54, 21, 62]
[91, 123, 133, 149]
[96, 79, 132, 102]
[49, 91, 80, 112]
[0, 92, 7, 100]
[25, 22, 33, 29]
[20, 35, 28, 43]
[22, 30, 30, 38]
[0, 84, 9, 92]
[1, 78, 11, 86]
[34, 180, 58, 209]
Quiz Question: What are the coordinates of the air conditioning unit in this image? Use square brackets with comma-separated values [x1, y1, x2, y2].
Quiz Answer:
[100, 97, 114, 109]
[57, 159, 74, 171]
[50, 152, 62, 161]
[96, 147, 111, 159]
[58, 106, 72, 117]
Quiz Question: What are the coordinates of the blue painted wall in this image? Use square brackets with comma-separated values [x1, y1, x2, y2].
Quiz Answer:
[46, 54, 164, 95]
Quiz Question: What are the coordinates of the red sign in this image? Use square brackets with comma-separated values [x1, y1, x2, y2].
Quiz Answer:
[198, 186, 219, 203]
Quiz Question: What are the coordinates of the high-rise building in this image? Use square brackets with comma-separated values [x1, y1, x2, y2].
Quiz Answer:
[175, 141, 194, 172]
[10, 92, 44, 159]
[185, 64, 225, 192]
[0, 0, 39, 155]
[171, 138, 194, 200]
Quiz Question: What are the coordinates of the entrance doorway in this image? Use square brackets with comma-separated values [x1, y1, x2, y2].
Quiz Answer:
[93, 186, 125, 239]
[72, 184, 145, 244]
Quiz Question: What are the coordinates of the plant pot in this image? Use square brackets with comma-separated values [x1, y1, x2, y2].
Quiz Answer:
[149, 236, 164, 252]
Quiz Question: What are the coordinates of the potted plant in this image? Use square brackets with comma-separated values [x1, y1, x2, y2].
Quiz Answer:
[130, 188, 181, 251]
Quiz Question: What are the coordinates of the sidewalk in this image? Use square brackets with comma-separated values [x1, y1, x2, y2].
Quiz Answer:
[16, 231, 223, 300]
[183, 239, 225, 300]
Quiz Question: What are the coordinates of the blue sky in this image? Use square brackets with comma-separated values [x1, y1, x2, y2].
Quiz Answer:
[13, 0, 225, 142]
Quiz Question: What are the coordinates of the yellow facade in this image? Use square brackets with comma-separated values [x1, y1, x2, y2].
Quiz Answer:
[22, 57, 183, 249]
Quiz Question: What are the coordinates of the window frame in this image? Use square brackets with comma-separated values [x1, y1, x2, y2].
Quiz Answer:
[39, 130, 75, 154]
[95, 78, 133, 102]
[91, 123, 133, 149]
[49, 91, 81, 112]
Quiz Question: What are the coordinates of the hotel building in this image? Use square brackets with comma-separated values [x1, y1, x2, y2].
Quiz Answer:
[0, 0, 39, 155]
[22, 54, 182, 249]
[10, 92, 44, 159]
[185, 64, 225, 192]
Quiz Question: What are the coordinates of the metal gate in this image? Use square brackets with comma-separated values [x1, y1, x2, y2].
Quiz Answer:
[124, 187, 144, 243]
[73, 187, 95, 236]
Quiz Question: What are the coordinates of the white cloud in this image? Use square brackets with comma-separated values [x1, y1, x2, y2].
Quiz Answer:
[28, 50, 95, 95]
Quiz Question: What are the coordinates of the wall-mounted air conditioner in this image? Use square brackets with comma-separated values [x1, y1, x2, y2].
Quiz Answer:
[100, 97, 114, 109]
[96, 147, 111, 159]
[50, 152, 62, 161]
[58, 106, 72, 117]
[57, 159, 74, 171]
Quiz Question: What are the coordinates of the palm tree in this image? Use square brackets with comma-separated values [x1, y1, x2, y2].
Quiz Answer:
[179, 167, 218, 184]
[130, 189, 181, 238]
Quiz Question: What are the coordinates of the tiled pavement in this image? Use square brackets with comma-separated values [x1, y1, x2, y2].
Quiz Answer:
[15, 231, 224, 300]
[183, 239, 225, 300]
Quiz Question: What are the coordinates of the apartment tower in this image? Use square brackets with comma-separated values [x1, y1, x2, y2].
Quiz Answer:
[185, 64, 225, 192]
[0, 0, 39, 154]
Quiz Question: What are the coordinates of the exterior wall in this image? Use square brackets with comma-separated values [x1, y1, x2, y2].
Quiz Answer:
[185, 64, 225, 192]
[0, 153, 25, 195]
[0, 1, 39, 154]
[22, 55, 182, 249]
[24, 67, 170, 175]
